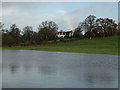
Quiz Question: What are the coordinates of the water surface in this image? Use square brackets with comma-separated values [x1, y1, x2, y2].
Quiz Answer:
[2, 50, 118, 88]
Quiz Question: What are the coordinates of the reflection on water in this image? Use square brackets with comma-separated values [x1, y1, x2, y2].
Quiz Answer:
[9, 64, 19, 74]
[38, 66, 56, 75]
[2, 50, 118, 88]
[84, 72, 114, 88]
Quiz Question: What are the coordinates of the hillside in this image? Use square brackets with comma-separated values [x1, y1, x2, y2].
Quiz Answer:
[3, 36, 119, 55]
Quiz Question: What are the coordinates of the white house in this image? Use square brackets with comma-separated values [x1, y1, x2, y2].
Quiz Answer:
[57, 30, 74, 38]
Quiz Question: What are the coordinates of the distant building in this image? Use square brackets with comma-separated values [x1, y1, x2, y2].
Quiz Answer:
[57, 30, 74, 38]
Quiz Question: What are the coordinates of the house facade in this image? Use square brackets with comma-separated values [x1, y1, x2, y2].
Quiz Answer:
[57, 30, 74, 38]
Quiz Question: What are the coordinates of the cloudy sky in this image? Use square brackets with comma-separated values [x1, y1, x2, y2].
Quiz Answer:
[2, 2, 118, 31]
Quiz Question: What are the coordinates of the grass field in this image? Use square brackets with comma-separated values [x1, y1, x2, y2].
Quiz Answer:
[3, 36, 119, 55]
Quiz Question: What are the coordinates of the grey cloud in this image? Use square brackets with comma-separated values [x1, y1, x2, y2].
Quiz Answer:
[2, 2, 118, 31]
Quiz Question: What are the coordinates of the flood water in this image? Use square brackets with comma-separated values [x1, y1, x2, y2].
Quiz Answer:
[2, 50, 118, 88]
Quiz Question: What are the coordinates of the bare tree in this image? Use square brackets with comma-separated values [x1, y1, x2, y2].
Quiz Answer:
[83, 15, 96, 32]
[82, 15, 96, 39]
[74, 22, 83, 38]
[23, 26, 34, 42]
[38, 21, 58, 41]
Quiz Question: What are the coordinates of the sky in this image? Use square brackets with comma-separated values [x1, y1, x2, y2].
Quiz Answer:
[2, 2, 118, 31]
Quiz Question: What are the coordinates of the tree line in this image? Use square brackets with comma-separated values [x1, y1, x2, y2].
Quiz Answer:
[1, 15, 119, 47]
[74, 15, 119, 38]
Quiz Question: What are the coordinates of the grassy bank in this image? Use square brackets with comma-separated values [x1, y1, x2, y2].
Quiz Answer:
[3, 36, 119, 55]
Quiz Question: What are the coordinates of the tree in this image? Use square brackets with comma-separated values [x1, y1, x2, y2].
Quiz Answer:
[2, 32, 14, 47]
[23, 26, 34, 42]
[74, 22, 83, 38]
[96, 18, 118, 37]
[83, 15, 96, 32]
[38, 21, 58, 41]
[9, 24, 21, 45]
[82, 15, 96, 38]
[10, 24, 20, 37]
[2, 24, 21, 46]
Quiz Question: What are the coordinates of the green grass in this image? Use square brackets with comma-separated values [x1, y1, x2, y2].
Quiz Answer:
[3, 36, 119, 55]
